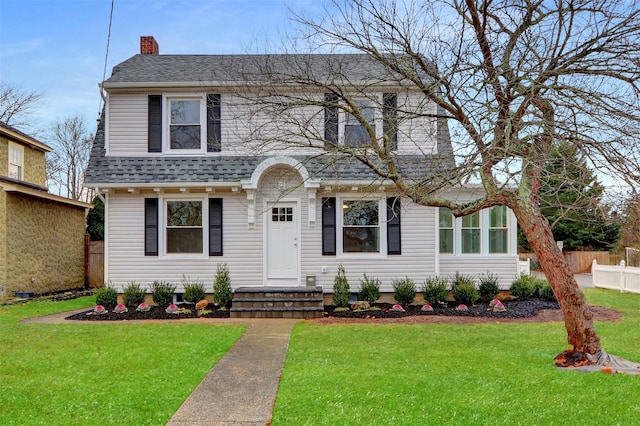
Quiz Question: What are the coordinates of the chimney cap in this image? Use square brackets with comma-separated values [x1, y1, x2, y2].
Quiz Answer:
[140, 36, 159, 55]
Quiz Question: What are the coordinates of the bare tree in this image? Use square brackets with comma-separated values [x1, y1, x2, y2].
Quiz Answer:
[48, 115, 94, 202]
[244, 0, 640, 368]
[0, 83, 43, 131]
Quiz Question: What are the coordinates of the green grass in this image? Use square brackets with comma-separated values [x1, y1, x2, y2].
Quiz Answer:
[272, 289, 640, 425]
[0, 296, 246, 425]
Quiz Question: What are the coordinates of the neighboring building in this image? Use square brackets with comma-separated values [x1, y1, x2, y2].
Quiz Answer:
[84, 36, 523, 296]
[0, 121, 91, 298]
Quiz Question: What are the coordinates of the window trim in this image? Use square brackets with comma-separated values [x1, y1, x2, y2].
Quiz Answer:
[162, 196, 208, 257]
[163, 94, 207, 154]
[8, 142, 24, 180]
[336, 195, 387, 258]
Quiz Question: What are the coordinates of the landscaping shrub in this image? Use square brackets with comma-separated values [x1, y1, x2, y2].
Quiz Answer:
[358, 273, 380, 303]
[478, 272, 501, 302]
[122, 282, 146, 307]
[509, 274, 537, 300]
[333, 265, 351, 307]
[392, 277, 416, 305]
[151, 281, 177, 308]
[421, 276, 449, 305]
[213, 263, 232, 308]
[452, 281, 480, 306]
[538, 282, 556, 301]
[451, 272, 475, 289]
[182, 277, 206, 304]
[95, 284, 118, 309]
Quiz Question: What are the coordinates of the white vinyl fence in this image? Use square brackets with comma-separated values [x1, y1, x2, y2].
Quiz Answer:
[592, 260, 640, 294]
[518, 258, 531, 276]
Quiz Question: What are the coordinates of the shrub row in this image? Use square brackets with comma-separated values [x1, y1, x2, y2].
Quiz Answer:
[332, 266, 555, 306]
[95, 263, 233, 308]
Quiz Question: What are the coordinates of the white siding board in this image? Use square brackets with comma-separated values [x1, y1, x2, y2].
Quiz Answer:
[439, 256, 520, 289]
[107, 94, 148, 155]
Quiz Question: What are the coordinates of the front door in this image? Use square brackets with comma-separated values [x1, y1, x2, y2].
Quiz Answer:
[266, 202, 299, 285]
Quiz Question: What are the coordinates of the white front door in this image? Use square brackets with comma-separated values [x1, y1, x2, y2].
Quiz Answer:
[266, 202, 299, 285]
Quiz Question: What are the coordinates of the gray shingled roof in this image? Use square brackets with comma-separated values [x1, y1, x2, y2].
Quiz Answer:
[86, 53, 456, 186]
[103, 54, 399, 87]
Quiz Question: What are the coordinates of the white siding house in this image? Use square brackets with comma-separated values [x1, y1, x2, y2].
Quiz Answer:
[85, 36, 522, 296]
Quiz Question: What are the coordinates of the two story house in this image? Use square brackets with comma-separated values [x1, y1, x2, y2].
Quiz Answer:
[84, 36, 524, 298]
[0, 121, 90, 298]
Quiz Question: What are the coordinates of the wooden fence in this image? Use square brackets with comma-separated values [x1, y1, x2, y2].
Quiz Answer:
[520, 251, 611, 274]
[87, 241, 104, 287]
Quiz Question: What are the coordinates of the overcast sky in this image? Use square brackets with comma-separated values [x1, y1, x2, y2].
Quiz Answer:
[1, 0, 318, 138]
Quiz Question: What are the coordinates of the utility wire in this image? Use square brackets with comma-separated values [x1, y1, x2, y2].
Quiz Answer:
[99, 0, 115, 117]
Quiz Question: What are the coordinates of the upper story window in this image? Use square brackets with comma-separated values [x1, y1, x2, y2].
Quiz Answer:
[344, 100, 375, 147]
[342, 199, 380, 253]
[8, 142, 24, 180]
[148, 94, 221, 154]
[170, 100, 202, 150]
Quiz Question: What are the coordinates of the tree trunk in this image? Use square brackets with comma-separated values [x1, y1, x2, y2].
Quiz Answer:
[512, 201, 602, 355]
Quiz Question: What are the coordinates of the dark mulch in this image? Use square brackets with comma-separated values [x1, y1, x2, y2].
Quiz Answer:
[65, 303, 229, 321]
[326, 299, 560, 319]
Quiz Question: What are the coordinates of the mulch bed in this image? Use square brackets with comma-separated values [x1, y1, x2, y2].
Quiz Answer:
[65, 299, 622, 324]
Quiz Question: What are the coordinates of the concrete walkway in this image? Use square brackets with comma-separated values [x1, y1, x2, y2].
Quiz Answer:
[167, 319, 298, 426]
[24, 312, 299, 425]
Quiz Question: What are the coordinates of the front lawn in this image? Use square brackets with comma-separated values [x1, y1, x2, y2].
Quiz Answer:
[0, 297, 246, 425]
[273, 289, 640, 425]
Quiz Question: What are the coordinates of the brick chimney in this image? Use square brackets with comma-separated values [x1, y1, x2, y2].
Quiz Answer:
[140, 36, 159, 55]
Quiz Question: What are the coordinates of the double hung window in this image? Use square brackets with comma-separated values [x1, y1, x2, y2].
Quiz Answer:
[489, 206, 508, 253]
[439, 208, 454, 254]
[8, 143, 24, 180]
[439, 207, 510, 255]
[166, 200, 203, 253]
[342, 199, 380, 253]
[344, 100, 375, 147]
[169, 98, 204, 151]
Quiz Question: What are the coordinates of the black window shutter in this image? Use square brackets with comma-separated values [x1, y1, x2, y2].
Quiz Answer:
[387, 197, 401, 255]
[324, 93, 339, 149]
[148, 95, 162, 153]
[207, 94, 221, 153]
[322, 197, 336, 255]
[383, 93, 398, 151]
[145, 198, 159, 256]
[209, 198, 223, 256]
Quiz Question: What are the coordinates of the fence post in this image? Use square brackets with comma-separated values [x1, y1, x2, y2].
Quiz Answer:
[620, 260, 626, 293]
[591, 259, 598, 288]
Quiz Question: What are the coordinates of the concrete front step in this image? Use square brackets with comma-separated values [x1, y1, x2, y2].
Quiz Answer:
[231, 286, 324, 319]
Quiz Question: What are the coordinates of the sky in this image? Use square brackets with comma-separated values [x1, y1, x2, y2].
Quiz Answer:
[0, 0, 317, 139]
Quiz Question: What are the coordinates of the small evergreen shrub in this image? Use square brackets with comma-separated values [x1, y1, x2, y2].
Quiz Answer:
[392, 277, 417, 305]
[478, 272, 501, 302]
[538, 282, 556, 301]
[451, 272, 475, 289]
[452, 281, 480, 306]
[358, 273, 380, 303]
[122, 281, 146, 307]
[509, 274, 537, 300]
[151, 281, 176, 308]
[95, 284, 118, 309]
[183, 276, 206, 304]
[213, 263, 233, 308]
[332, 265, 351, 308]
[421, 276, 449, 305]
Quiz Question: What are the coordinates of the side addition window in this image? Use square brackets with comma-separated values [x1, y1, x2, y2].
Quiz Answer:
[489, 205, 508, 253]
[439, 207, 454, 254]
[461, 211, 481, 254]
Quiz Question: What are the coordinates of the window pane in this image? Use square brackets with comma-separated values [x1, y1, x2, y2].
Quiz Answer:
[167, 228, 203, 253]
[461, 212, 479, 227]
[167, 201, 202, 226]
[461, 229, 481, 253]
[170, 125, 201, 149]
[343, 227, 379, 252]
[490, 206, 507, 227]
[439, 229, 454, 253]
[439, 207, 453, 228]
[343, 200, 378, 226]
[171, 100, 200, 124]
[490, 229, 508, 253]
